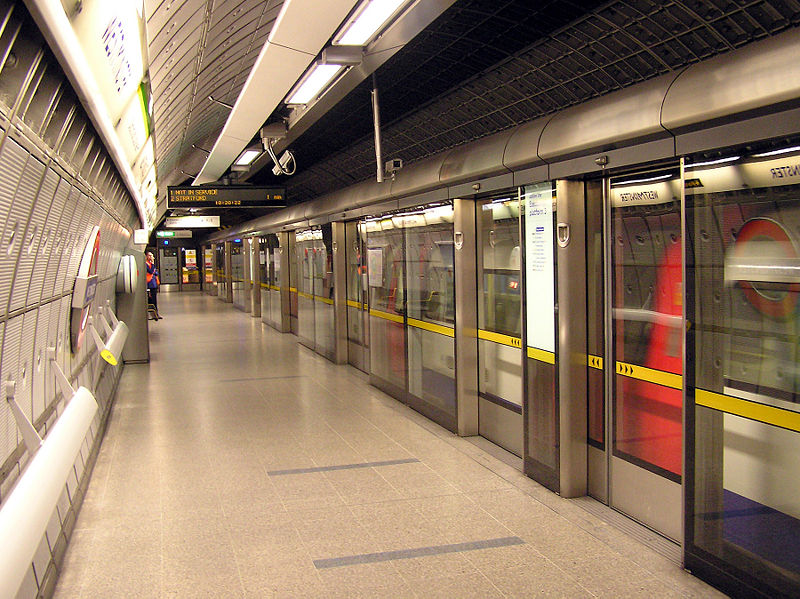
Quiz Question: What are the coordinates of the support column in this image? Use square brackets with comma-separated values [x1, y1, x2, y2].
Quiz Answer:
[454, 198, 478, 436]
[224, 241, 233, 303]
[250, 238, 261, 317]
[278, 231, 291, 333]
[556, 179, 588, 498]
[332, 222, 348, 364]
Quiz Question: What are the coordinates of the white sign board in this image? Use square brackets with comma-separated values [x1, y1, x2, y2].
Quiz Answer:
[524, 183, 555, 353]
[165, 215, 221, 228]
[133, 229, 148, 245]
[367, 248, 383, 287]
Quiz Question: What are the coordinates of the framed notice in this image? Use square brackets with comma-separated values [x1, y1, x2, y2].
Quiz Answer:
[367, 247, 383, 287]
[524, 183, 556, 353]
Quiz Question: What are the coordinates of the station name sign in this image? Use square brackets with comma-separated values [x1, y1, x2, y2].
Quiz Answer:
[167, 185, 286, 209]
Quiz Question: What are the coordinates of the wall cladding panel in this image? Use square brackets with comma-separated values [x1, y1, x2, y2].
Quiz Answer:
[0, 315, 23, 462]
[46, 181, 73, 298]
[6, 152, 47, 313]
[16, 310, 36, 423]
[0, 136, 29, 315]
[27, 168, 62, 306]
[13, 164, 57, 311]
[31, 301, 51, 422]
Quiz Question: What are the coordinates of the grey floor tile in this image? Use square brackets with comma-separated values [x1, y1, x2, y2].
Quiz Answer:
[52, 293, 726, 599]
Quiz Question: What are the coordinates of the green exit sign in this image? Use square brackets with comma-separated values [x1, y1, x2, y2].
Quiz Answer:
[156, 231, 175, 237]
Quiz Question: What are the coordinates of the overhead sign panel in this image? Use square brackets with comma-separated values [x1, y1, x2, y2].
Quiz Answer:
[165, 216, 221, 228]
[156, 230, 192, 238]
[167, 186, 286, 209]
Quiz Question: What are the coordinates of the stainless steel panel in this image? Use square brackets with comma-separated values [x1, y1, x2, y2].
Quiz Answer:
[503, 116, 549, 171]
[549, 138, 675, 180]
[441, 130, 513, 186]
[454, 198, 478, 436]
[448, 172, 514, 200]
[332, 221, 347, 364]
[611, 455, 682, 542]
[588, 445, 607, 502]
[479, 398, 523, 457]
[390, 153, 448, 199]
[540, 74, 678, 162]
[663, 29, 800, 133]
[555, 179, 587, 498]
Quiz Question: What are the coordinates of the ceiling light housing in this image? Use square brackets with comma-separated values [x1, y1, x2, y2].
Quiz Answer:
[334, 0, 409, 46]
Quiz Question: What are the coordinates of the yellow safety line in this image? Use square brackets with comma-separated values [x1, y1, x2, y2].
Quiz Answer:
[289, 286, 297, 293]
[298, 291, 313, 299]
[615, 361, 682, 389]
[588, 354, 604, 370]
[407, 318, 454, 337]
[260, 283, 269, 289]
[526, 346, 556, 364]
[369, 308, 404, 324]
[316, 296, 334, 305]
[346, 300, 363, 310]
[270, 285, 281, 291]
[478, 329, 522, 349]
[696, 389, 800, 433]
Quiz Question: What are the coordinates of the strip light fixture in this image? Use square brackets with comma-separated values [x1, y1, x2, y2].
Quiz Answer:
[287, 64, 343, 105]
[234, 149, 262, 166]
[335, 0, 408, 46]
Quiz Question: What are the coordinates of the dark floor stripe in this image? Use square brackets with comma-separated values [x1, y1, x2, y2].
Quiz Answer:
[267, 458, 419, 476]
[219, 375, 307, 382]
[313, 536, 525, 569]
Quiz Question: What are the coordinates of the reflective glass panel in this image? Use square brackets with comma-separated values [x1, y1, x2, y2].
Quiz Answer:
[611, 169, 682, 480]
[687, 151, 800, 595]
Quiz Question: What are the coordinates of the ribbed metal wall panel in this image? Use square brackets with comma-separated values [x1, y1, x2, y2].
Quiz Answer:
[31, 301, 51, 422]
[14, 165, 57, 310]
[44, 180, 72, 299]
[0, 316, 23, 460]
[0, 137, 29, 315]
[31, 170, 64, 303]
[17, 310, 36, 422]
[6, 152, 46, 313]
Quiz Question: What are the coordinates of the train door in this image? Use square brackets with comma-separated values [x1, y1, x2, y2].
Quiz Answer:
[295, 229, 317, 351]
[345, 220, 369, 372]
[366, 215, 407, 399]
[288, 233, 298, 334]
[215, 243, 225, 298]
[259, 237, 271, 326]
[587, 167, 683, 542]
[476, 193, 523, 456]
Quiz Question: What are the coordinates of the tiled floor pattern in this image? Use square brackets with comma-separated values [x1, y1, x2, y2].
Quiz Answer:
[53, 292, 728, 598]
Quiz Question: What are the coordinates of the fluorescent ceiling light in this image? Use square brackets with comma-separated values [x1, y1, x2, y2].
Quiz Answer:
[752, 145, 800, 158]
[336, 0, 407, 46]
[287, 64, 342, 104]
[611, 173, 674, 186]
[690, 156, 740, 168]
[235, 149, 261, 166]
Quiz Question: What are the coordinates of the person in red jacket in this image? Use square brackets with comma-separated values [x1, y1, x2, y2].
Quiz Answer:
[146, 251, 161, 319]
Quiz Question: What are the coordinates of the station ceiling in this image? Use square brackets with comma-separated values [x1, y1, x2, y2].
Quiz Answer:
[145, 0, 800, 230]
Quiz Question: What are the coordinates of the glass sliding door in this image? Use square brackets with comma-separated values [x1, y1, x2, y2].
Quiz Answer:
[345, 220, 369, 372]
[366, 217, 407, 398]
[477, 193, 523, 456]
[405, 204, 456, 431]
[295, 229, 317, 350]
[686, 148, 800, 597]
[314, 224, 335, 360]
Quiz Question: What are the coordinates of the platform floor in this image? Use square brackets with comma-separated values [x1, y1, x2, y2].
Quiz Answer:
[53, 292, 727, 598]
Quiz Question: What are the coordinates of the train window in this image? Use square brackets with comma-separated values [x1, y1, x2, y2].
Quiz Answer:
[687, 150, 800, 593]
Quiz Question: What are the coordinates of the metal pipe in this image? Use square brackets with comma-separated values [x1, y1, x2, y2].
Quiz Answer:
[372, 73, 383, 183]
